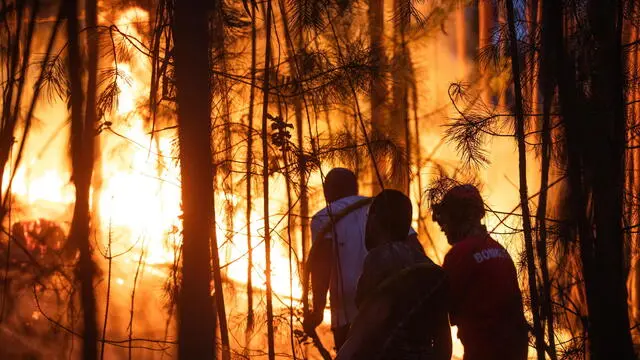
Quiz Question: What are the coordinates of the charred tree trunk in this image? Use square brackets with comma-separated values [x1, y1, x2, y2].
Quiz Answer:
[547, 0, 636, 357]
[261, 0, 276, 357]
[525, 0, 540, 111]
[65, 0, 98, 358]
[547, 0, 597, 345]
[173, 0, 217, 358]
[537, 2, 557, 357]
[585, 0, 635, 357]
[504, 0, 546, 358]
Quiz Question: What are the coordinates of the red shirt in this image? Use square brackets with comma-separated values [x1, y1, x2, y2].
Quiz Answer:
[442, 234, 527, 357]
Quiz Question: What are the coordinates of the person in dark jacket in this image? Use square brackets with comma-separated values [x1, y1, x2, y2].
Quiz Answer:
[337, 189, 451, 360]
[432, 184, 529, 360]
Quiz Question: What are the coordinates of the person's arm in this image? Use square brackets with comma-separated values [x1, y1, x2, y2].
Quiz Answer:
[441, 246, 470, 325]
[303, 219, 333, 332]
[309, 236, 332, 314]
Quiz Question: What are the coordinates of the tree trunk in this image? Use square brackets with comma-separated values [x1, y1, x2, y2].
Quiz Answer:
[585, 0, 635, 357]
[547, 0, 598, 347]
[478, 0, 493, 104]
[547, 0, 637, 357]
[633, 19, 640, 331]
[211, 0, 235, 293]
[0, 1, 39, 222]
[173, 0, 217, 357]
[369, 0, 386, 193]
[504, 1, 546, 358]
[87, 0, 102, 251]
[65, 0, 98, 358]
[525, 0, 539, 111]
[245, 0, 257, 334]
[278, 0, 309, 266]
[536, 1, 557, 357]
[455, 5, 466, 78]
[260, 0, 276, 357]
[392, 0, 411, 193]
[209, 2, 231, 357]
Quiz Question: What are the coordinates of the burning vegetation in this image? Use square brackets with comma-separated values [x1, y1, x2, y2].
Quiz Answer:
[0, 0, 639, 359]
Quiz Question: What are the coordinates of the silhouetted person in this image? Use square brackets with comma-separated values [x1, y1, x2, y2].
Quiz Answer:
[337, 189, 451, 360]
[303, 168, 417, 350]
[432, 184, 528, 360]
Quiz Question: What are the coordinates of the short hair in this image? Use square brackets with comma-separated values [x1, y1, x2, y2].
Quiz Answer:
[323, 168, 358, 202]
[432, 184, 485, 224]
[369, 189, 412, 242]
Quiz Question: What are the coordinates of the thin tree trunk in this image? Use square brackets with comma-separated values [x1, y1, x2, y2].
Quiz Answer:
[277, 0, 309, 265]
[65, 0, 98, 358]
[100, 223, 112, 360]
[536, 2, 557, 357]
[392, 0, 411, 193]
[625, 6, 640, 331]
[173, 0, 217, 357]
[369, 0, 386, 193]
[537, 49, 557, 360]
[498, 4, 508, 110]
[210, 2, 231, 358]
[211, 0, 235, 291]
[87, 0, 102, 250]
[260, 0, 276, 357]
[280, 122, 298, 360]
[478, 0, 493, 104]
[128, 245, 145, 359]
[0, 2, 25, 213]
[455, 5, 466, 78]
[525, 0, 539, 111]
[245, 0, 257, 334]
[84, 0, 102, 358]
[634, 21, 640, 329]
[623, 11, 635, 333]
[0, 1, 39, 222]
[504, 1, 545, 359]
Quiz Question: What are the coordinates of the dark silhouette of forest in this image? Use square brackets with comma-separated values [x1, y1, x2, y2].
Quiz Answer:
[0, 0, 639, 359]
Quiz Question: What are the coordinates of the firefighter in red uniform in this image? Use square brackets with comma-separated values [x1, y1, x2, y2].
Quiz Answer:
[432, 184, 528, 360]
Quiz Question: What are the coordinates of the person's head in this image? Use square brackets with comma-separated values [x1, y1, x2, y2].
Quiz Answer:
[323, 168, 358, 203]
[366, 189, 413, 249]
[431, 184, 485, 245]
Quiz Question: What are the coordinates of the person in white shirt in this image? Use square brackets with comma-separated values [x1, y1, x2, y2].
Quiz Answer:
[303, 168, 420, 350]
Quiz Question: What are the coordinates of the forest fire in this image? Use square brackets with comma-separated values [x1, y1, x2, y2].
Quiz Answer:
[3, 4, 306, 293]
[1, 0, 639, 359]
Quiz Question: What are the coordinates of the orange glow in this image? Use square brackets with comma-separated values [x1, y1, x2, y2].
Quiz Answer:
[0, 3, 550, 358]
